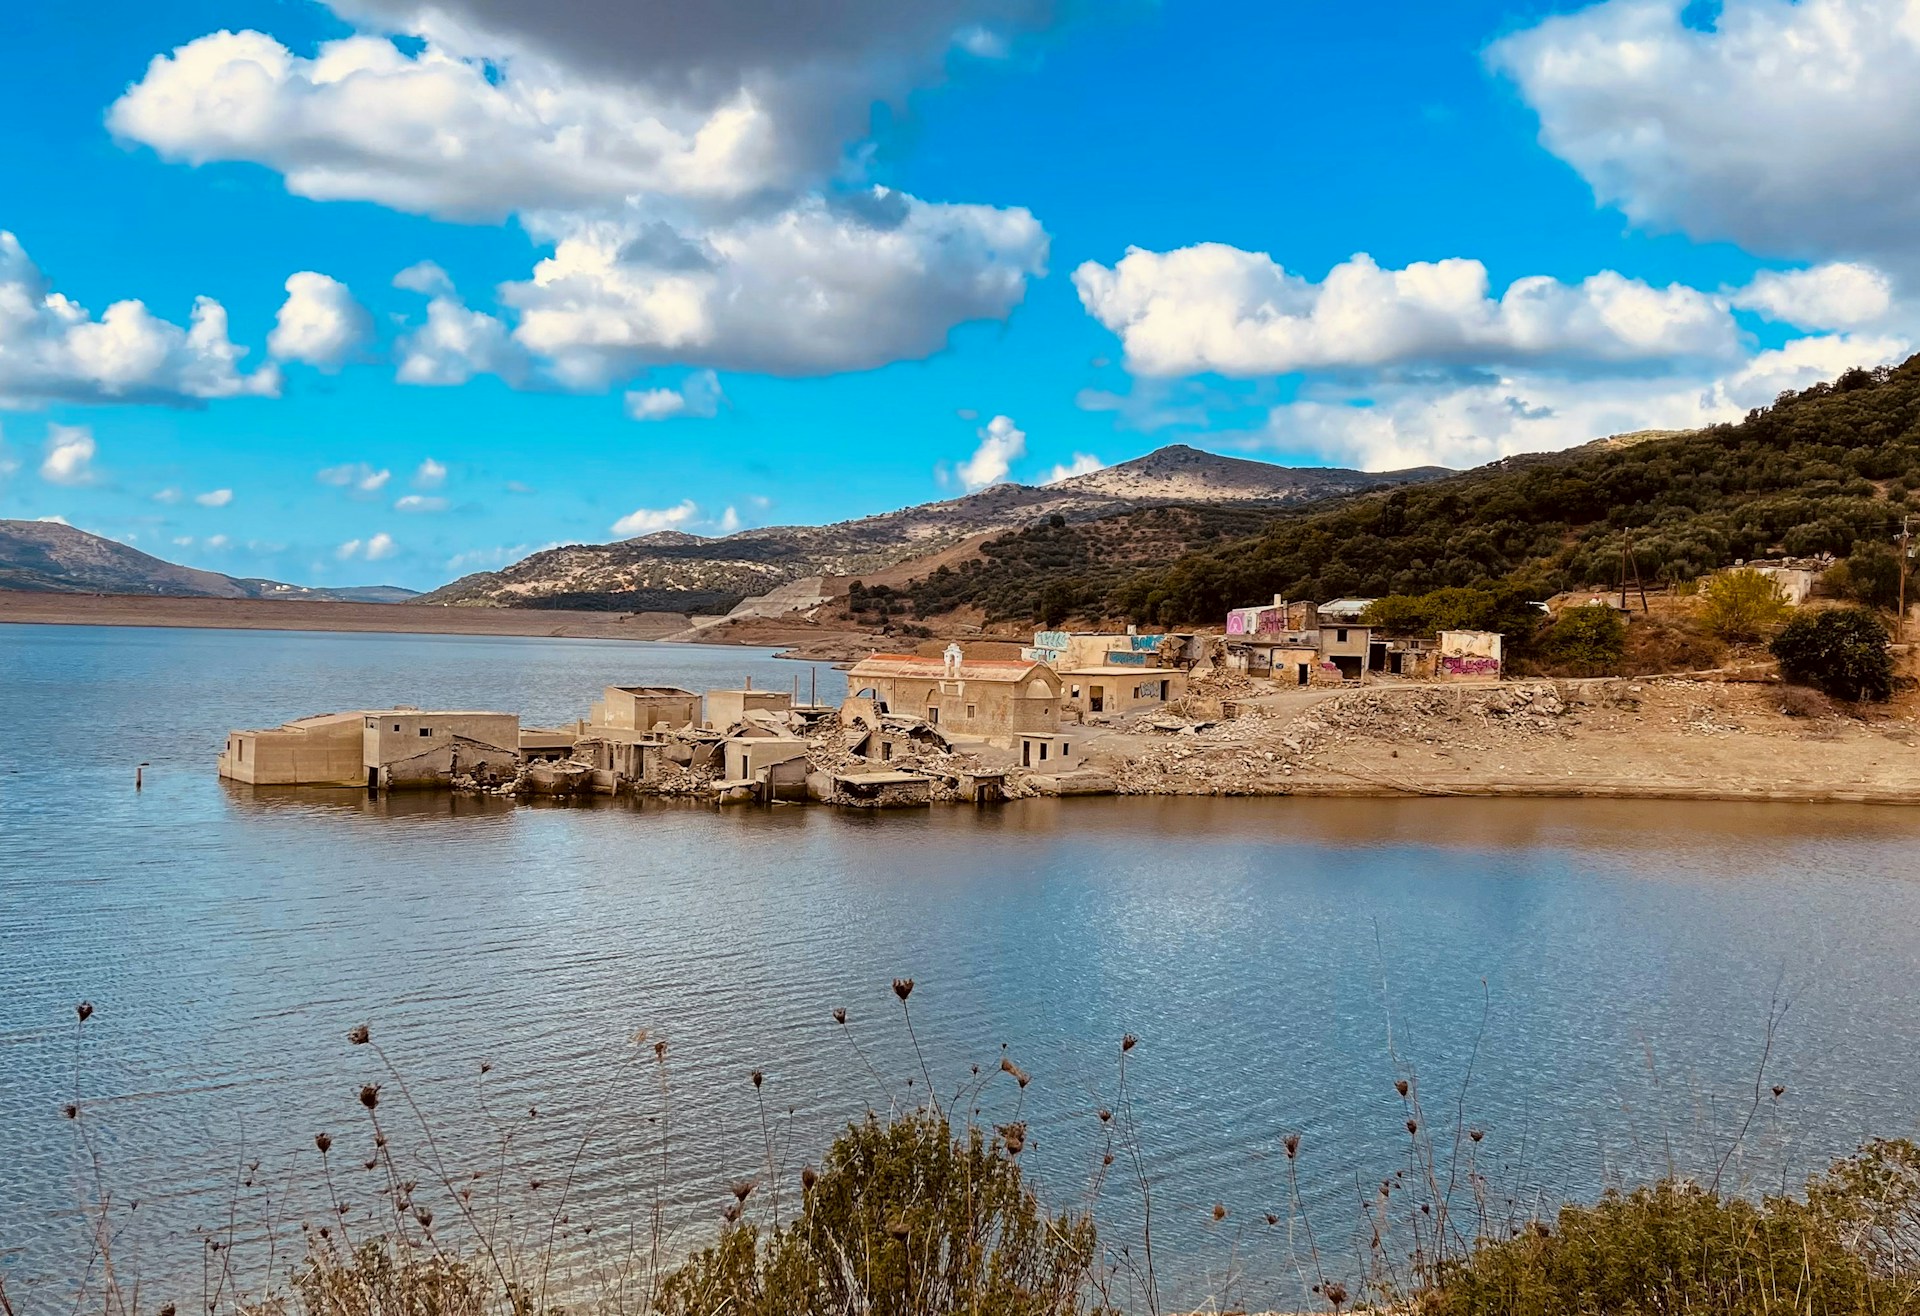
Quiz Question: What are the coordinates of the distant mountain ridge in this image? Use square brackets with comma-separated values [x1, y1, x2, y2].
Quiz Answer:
[421, 445, 1447, 612]
[0, 520, 417, 603]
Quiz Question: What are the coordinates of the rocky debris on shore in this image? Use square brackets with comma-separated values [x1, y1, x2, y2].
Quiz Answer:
[1110, 682, 1595, 795]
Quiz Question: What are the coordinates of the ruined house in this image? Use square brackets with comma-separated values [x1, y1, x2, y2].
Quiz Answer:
[1436, 630, 1504, 680]
[589, 686, 699, 732]
[846, 645, 1062, 742]
[704, 687, 792, 729]
[219, 708, 521, 789]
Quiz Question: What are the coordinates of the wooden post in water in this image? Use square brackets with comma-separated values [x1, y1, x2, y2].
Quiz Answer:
[136, 762, 149, 790]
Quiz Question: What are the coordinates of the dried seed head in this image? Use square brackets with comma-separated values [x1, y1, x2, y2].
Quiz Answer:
[479, 1062, 491, 1074]
[1284, 1133, 1300, 1159]
[654, 1040, 667, 1061]
[998, 1122, 1027, 1155]
[731, 1180, 755, 1203]
[722, 1204, 741, 1224]
[1265, 1212, 1279, 1226]
[1325, 1280, 1348, 1310]
[374, 1133, 387, 1147]
[76, 1001, 94, 1023]
[1121, 1034, 1137, 1053]
[1394, 1079, 1409, 1098]
[800, 1166, 817, 1191]
[1000, 1057, 1030, 1088]
[832, 1008, 847, 1025]
[1103, 1153, 1114, 1166]
[528, 1107, 538, 1118]
[414, 1206, 433, 1228]
[1468, 1128, 1484, 1143]
[315, 1132, 332, 1154]
[358, 1085, 380, 1111]
[1097, 1108, 1112, 1123]
[63, 1104, 78, 1120]
[630, 1029, 648, 1046]
[1211, 1203, 1226, 1222]
[159, 1304, 177, 1316]
[891, 978, 914, 1002]
[347, 1024, 369, 1046]
[1772, 1084, 1786, 1099]
[1405, 1118, 1419, 1135]
[364, 1159, 377, 1171]
[751, 1070, 763, 1089]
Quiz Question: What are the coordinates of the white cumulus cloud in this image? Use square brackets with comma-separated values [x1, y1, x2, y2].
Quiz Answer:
[337, 531, 397, 561]
[611, 499, 702, 538]
[195, 488, 233, 507]
[1732, 263, 1896, 331]
[625, 369, 724, 421]
[39, 425, 97, 486]
[394, 287, 525, 386]
[955, 414, 1026, 491]
[508, 194, 1047, 383]
[268, 271, 372, 368]
[318, 462, 391, 493]
[1074, 245, 1741, 378]
[0, 231, 279, 407]
[413, 457, 447, 488]
[1491, 0, 1920, 272]
[394, 494, 448, 512]
[1041, 453, 1104, 484]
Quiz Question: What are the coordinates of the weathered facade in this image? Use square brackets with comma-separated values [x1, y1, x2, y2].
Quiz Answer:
[846, 645, 1062, 742]
[219, 707, 521, 789]
[704, 688, 793, 730]
[1436, 630, 1504, 680]
[1059, 667, 1188, 716]
[589, 686, 698, 732]
[363, 710, 521, 789]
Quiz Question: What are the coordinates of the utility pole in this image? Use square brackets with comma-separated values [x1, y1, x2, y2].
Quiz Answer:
[1619, 536, 1648, 613]
[1902, 515, 1913, 643]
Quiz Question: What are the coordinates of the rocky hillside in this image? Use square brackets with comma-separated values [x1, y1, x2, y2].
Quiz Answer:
[421, 445, 1443, 612]
[0, 520, 417, 602]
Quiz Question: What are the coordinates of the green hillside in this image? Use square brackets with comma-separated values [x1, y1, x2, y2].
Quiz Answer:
[907, 359, 1920, 626]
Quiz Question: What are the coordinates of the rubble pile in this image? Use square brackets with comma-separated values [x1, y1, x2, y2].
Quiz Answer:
[1108, 682, 1586, 796]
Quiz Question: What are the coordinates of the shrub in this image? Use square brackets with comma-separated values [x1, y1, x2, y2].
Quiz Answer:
[1778, 686, 1837, 719]
[1538, 605, 1626, 676]
[1701, 569, 1791, 643]
[1825, 541, 1908, 610]
[1620, 616, 1725, 675]
[659, 1111, 1103, 1316]
[1771, 607, 1896, 701]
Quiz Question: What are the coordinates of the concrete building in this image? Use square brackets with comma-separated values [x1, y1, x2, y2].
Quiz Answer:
[1016, 732, 1082, 770]
[1024, 629, 1192, 670]
[704, 687, 793, 730]
[1059, 666, 1188, 716]
[219, 707, 520, 789]
[589, 686, 698, 732]
[1319, 623, 1374, 680]
[828, 770, 933, 808]
[1436, 630, 1504, 680]
[362, 710, 521, 789]
[219, 711, 369, 786]
[846, 645, 1062, 742]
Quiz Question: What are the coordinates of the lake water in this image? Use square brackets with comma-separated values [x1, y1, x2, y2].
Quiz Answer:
[5, 623, 1920, 1312]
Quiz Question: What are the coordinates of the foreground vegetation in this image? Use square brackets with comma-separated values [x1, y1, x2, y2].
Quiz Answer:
[21, 990, 1920, 1316]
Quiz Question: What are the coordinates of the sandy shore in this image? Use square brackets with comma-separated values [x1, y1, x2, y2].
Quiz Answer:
[0, 591, 693, 641]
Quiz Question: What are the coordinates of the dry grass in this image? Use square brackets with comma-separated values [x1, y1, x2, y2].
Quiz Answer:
[21, 989, 1920, 1316]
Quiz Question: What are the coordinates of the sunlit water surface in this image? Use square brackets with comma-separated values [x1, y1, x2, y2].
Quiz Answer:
[5, 623, 1920, 1310]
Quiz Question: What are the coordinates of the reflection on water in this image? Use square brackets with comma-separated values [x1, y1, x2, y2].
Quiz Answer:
[5, 624, 1920, 1311]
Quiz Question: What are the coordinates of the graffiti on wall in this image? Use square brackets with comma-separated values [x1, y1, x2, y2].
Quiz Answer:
[1438, 656, 1502, 678]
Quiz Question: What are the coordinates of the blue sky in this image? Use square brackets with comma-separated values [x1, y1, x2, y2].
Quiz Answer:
[0, 0, 1912, 589]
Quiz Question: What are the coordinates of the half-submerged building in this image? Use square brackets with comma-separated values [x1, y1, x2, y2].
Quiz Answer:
[219, 708, 521, 789]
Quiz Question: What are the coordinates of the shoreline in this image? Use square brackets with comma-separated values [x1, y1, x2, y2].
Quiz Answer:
[0, 589, 896, 657]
